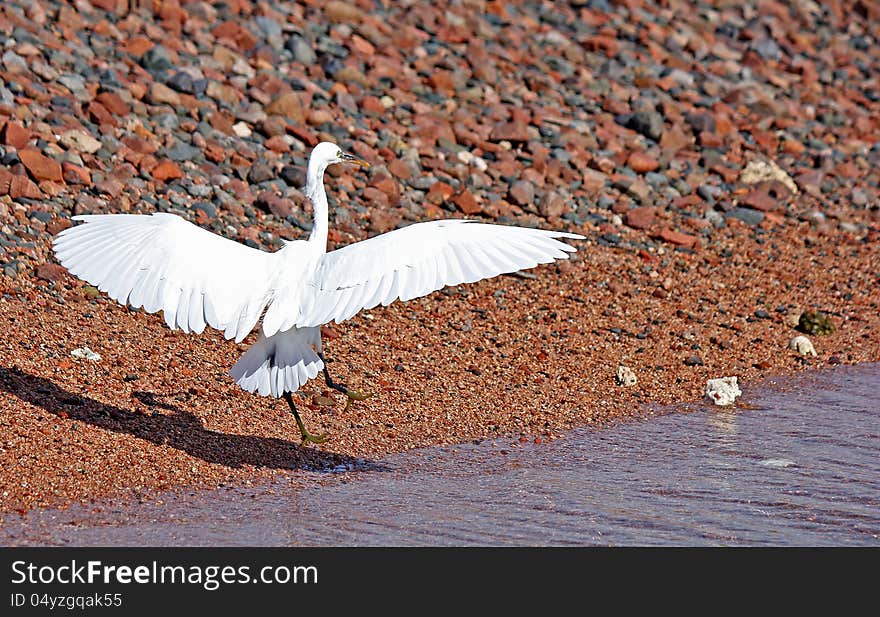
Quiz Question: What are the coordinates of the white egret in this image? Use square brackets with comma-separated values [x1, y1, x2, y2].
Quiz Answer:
[53, 142, 584, 443]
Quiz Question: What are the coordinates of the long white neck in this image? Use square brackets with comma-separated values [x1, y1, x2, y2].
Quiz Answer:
[304, 157, 329, 251]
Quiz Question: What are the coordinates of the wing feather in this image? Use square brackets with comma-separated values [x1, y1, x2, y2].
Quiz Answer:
[285, 219, 583, 330]
[53, 213, 276, 340]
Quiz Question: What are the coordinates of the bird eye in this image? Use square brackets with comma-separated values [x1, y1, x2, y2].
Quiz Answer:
[337, 151, 343, 158]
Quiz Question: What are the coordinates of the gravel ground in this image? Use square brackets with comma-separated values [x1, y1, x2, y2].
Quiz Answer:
[0, 0, 878, 515]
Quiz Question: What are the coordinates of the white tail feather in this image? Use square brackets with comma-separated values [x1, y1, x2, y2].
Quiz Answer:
[230, 327, 323, 397]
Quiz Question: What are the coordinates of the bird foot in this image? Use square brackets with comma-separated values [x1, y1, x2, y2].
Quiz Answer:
[342, 389, 373, 413]
[346, 389, 371, 402]
[300, 429, 330, 445]
[327, 380, 373, 411]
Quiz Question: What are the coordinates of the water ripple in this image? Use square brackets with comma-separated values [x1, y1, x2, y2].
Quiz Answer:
[3, 364, 879, 546]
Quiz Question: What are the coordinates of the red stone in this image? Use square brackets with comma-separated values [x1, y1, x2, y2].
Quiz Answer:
[698, 131, 723, 148]
[349, 34, 375, 56]
[35, 263, 67, 282]
[211, 22, 241, 41]
[369, 175, 400, 206]
[362, 186, 390, 209]
[583, 35, 619, 56]
[96, 178, 124, 198]
[0, 171, 42, 200]
[122, 136, 158, 155]
[429, 71, 456, 95]
[627, 151, 659, 173]
[710, 164, 739, 184]
[256, 192, 294, 218]
[795, 170, 823, 197]
[741, 189, 778, 212]
[368, 208, 402, 233]
[508, 180, 534, 206]
[453, 190, 481, 215]
[427, 181, 455, 204]
[660, 126, 693, 152]
[656, 228, 697, 248]
[87, 101, 118, 127]
[264, 135, 290, 153]
[91, 0, 123, 11]
[387, 158, 412, 181]
[625, 206, 657, 230]
[360, 96, 386, 115]
[204, 142, 226, 163]
[672, 194, 703, 209]
[265, 92, 305, 123]
[582, 168, 608, 194]
[62, 162, 91, 185]
[123, 37, 154, 56]
[46, 218, 72, 235]
[489, 120, 530, 142]
[1, 121, 31, 149]
[151, 160, 184, 181]
[19, 149, 63, 183]
[539, 191, 567, 218]
[96, 91, 130, 116]
[288, 125, 318, 147]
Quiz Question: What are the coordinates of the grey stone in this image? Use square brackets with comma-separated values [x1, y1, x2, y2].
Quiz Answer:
[685, 112, 716, 134]
[285, 35, 317, 65]
[185, 183, 213, 198]
[751, 37, 782, 61]
[280, 165, 306, 188]
[645, 172, 669, 188]
[698, 184, 722, 204]
[1, 50, 26, 72]
[58, 74, 88, 99]
[30, 211, 53, 223]
[851, 187, 869, 207]
[166, 71, 195, 94]
[154, 113, 180, 130]
[704, 209, 726, 228]
[597, 195, 615, 209]
[192, 202, 217, 219]
[140, 46, 173, 73]
[728, 207, 765, 226]
[623, 111, 664, 141]
[164, 141, 201, 162]
[248, 161, 275, 184]
[254, 16, 282, 39]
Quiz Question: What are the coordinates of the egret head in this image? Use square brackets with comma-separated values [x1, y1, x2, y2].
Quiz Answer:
[310, 141, 370, 172]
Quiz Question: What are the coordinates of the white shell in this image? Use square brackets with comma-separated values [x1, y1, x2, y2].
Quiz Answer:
[615, 365, 637, 387]
[788, 335, 817, 356]
[705, 376, 741, 406]
[71, 347, 101, 362]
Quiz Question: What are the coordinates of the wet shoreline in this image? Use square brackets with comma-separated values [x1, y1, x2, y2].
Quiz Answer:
[3, 363, 878, 547]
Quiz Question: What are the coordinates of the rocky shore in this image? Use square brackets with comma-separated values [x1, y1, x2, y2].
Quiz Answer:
[0, 0, 877, 514]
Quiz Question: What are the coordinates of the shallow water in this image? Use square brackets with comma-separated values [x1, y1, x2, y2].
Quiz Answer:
[3, 364, 879, 546]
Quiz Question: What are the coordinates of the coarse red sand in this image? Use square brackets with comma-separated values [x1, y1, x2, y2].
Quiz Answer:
[1, 0, 879, 518]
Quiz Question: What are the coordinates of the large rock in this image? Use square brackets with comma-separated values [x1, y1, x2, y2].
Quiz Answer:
[59, 130, 102, 154]
[19, 149, 63, 183]
[625, 206, 656, 230]
[265, 92, 305, 123]
[508, 180, 535, 206]
[490, 120, 531, 142]
[152, 160, 184, 181]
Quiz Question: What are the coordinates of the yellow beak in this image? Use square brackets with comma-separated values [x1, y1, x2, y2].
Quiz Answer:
[341, 153, 370, 168]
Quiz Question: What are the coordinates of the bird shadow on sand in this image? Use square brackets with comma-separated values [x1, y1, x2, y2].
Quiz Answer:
[0, 366, 386, 473]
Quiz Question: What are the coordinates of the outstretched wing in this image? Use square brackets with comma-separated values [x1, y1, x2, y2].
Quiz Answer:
[53, 213, 276, 342]
[274, 219, 583, 332]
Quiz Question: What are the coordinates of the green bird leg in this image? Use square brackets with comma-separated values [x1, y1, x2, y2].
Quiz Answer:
[319, 353, 372, 412]
[283, 392, 329, 445]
